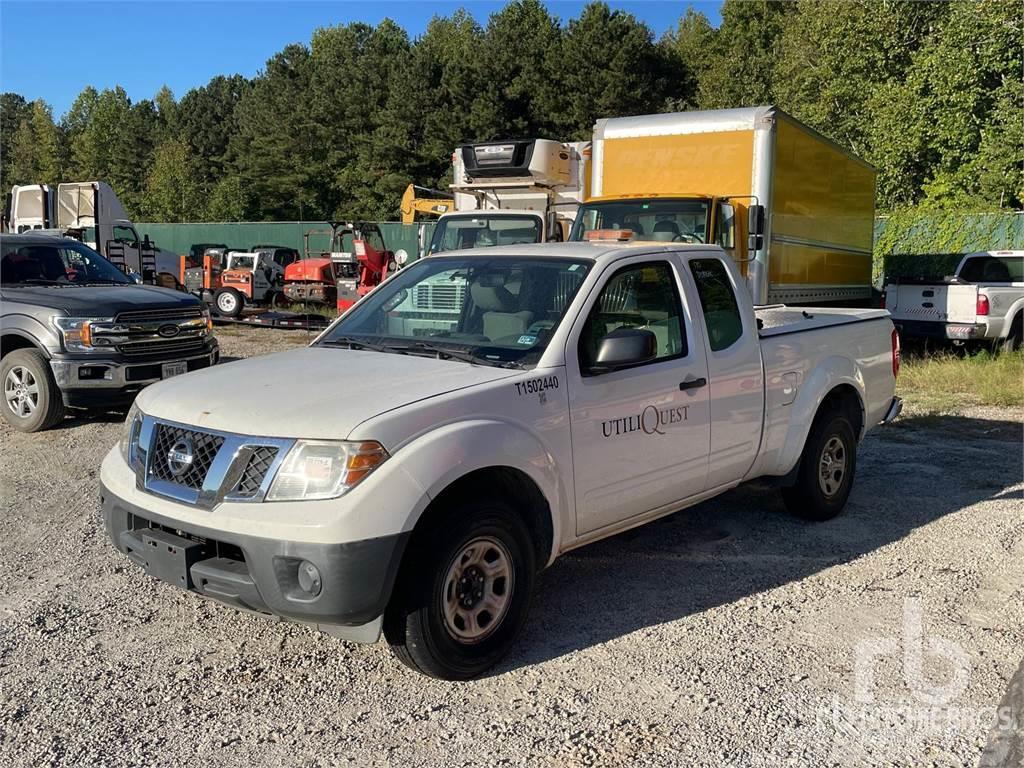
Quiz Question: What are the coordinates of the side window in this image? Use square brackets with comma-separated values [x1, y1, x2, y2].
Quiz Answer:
[688, 258, 743, 351]
[112, 225, 138, 245]
[579, 261, 687, 369]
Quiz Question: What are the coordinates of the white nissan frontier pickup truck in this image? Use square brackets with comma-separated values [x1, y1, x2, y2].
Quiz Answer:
[100, 242, 901, 679]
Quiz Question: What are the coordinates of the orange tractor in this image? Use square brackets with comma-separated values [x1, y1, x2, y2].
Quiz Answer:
[283, 221, 401, 313]
[181, 246, 298, 317]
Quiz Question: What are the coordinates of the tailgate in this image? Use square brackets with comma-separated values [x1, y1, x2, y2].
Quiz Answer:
[886, 283, 977, 323]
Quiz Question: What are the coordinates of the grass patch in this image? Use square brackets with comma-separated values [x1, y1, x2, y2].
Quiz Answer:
[898, 350, 1024, 411]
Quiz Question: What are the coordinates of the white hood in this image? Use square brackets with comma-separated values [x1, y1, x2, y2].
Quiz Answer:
[135, 347, 518, 440]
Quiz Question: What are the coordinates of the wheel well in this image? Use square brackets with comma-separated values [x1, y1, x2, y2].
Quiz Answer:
[1, 334, 40, 360]
[414, 467, 554, 569]
[819, 384, 864, 438]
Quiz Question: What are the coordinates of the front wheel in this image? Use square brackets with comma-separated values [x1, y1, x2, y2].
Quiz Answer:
[1, 348, 66, 432]
[384, 498, 536, 680]
[781, 407, 857, 521]
[214, 287, 243, 318]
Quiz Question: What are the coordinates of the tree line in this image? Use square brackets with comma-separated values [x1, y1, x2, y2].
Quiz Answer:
[1, 0, 1020, 223]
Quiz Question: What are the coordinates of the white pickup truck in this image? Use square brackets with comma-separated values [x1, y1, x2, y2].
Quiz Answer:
[100, 242, 901, 679]
[885, 250, 1024, 351]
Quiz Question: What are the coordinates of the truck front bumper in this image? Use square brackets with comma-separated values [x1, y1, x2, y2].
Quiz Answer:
[100, 480, 409, 642]
[51, 340, 219, 407]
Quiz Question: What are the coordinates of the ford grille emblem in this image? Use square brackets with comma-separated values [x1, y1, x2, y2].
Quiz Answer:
[166, 438, 194, 477]
[157, 324, 181, 338]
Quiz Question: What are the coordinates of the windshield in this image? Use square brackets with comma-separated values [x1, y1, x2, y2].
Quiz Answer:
[0, 239, 131, 285]
[429, 215, 542, 255]
[570, 199, 710, 244]
[319, 255, 592, 367]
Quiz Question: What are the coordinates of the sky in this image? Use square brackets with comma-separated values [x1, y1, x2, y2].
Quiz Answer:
[1, 1, 721, 118]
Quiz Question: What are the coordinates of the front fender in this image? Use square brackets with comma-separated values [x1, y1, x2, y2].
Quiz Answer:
[390, 419, 568, 566]
[774, 356, 865, 476]
[0, 313, 59, 358]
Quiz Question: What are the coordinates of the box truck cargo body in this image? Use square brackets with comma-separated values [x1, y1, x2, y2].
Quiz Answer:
[571, 106, 876, 306]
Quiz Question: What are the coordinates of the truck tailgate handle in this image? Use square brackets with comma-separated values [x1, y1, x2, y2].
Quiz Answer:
[679, 377, 707, 391]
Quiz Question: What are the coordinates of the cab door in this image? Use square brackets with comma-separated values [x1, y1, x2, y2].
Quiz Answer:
[566, 255, 711, 536]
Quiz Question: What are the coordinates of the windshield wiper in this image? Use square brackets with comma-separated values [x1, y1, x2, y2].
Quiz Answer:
[320, 336, 407, 354]
[9, 279, 72, 287]
[391, 341, 521, 368]
[79, 279, 127, 286]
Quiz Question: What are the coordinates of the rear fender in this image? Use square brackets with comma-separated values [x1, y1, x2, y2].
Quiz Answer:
[390, 419, 567, 566]
[775, 356, 866, 476]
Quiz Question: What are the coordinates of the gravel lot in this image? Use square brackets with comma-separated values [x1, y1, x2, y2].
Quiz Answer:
[1, 326, 1022, 767]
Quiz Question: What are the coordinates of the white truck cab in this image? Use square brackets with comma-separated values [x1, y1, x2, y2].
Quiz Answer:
[100, 242, 900, 679]
[425, 139, 589, 257]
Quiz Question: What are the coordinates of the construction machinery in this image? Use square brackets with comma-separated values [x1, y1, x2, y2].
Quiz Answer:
[181, 247, 294, 317]
[400, 184, 454, 224]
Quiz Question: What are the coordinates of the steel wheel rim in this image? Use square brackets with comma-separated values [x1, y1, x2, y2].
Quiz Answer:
[4, 366, 39, 417]
[441, 535, 514, 644]
[818, 435, 847, 497]
[217, 293, 236, 313]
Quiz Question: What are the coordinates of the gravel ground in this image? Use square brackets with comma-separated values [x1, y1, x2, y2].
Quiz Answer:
[1, 326, 1022, 767]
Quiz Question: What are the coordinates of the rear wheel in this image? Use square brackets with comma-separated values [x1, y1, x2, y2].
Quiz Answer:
[781, 406, 857, 521]
[1, 349, 66, 432]
[996, 313, 1022, 353]
[384, 497, 536, 680]
[214, 287, 243, 318]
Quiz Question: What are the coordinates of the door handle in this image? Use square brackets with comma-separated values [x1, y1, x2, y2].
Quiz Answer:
[679, 377, 707, 391]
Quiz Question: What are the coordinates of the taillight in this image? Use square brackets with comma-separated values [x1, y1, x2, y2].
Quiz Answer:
[891, 328, 901, 378]
[977, 294, 989, 316]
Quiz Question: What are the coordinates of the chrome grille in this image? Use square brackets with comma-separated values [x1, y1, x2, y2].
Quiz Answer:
[149, 424, 224, 489]
[232, 447, 279, 498]
[118, 338, 208, 358]
[115, 307, 203, 323]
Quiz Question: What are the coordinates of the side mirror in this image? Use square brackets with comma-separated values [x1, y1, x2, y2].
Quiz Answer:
[748, 204, 765, 252]
[589, 327, 657, 373]
[394, 248, 409, 266]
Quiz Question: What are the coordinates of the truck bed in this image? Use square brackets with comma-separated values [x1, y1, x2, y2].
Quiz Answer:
[756, 306, 890, 337]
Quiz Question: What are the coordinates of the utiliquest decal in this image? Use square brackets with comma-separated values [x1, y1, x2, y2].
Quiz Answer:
[601, 404, 689, 438]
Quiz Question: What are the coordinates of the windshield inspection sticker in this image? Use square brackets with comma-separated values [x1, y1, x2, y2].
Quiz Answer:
[517, 334, 537, 345]
[515, 375, 559, 399]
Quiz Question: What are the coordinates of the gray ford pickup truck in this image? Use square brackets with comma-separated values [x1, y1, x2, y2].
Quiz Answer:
[1, 233, 219, 432]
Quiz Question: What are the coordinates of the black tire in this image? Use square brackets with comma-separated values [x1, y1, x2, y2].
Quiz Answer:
[383, 496, 537, 680]
[996, 313, 1022, 354]
[214, 287, 244, 318]
[781, 406, 857, 521]
[1, 348, 66, 432]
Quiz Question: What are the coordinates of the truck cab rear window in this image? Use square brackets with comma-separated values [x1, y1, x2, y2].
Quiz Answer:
[959, 256, 1023, 283]
[688, 258, 743, 351]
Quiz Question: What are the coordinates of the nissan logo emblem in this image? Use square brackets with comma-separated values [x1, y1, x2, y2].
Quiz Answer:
[166, 438, 194, 477]
[157, 324, 181, 338]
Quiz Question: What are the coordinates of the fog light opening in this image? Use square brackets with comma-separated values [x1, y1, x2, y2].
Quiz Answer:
[297, 560, 322, 597]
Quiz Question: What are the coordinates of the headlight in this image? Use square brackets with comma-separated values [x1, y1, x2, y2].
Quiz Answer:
[120, 403, 143, 465]
[52, 316, 114, 352]
[266, 440, 388, 501]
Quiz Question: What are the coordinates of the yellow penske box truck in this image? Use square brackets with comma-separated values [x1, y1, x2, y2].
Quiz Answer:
[569, 106, 876, 306]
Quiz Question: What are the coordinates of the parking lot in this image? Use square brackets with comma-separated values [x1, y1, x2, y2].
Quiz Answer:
[1, 326, 1021, 767]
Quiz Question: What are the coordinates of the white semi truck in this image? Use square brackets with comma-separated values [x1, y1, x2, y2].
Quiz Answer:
[5, 182, 178, 281]
[424, 138, 589, 256]
[100, 241, 901, 680]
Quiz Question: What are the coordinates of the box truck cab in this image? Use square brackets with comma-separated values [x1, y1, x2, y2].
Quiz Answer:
[425, 139, 589, 257]
[569, 107, 877, 306]
[7, 182, 179, 283]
